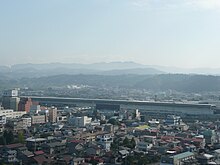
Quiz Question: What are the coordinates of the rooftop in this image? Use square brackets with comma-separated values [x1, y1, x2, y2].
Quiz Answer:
[172, 151, 194, 160]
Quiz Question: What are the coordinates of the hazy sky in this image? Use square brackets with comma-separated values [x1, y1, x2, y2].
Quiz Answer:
[0, 0, 220, 68]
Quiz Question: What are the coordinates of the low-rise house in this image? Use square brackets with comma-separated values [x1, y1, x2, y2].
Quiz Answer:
[140, 135, 156, 144]
[42, 141, 66, 155]
[196, 153, 215, 165]
[2, 150, 18, 164]
[26, 137, 47, 152]
[119, 150, 129, 159]
[183, 137, 206, 149]
[72, 158, 85, 165]
[214, 149, 220, 164]
[0, 143, 25, 151]
[55, 155, 73, 165]
[85, 144, 103, 157]
[18, 150, 34, 164]
[31, 154, 53, 165]
[67, 140, 84, 156]
[136, 141, 153, 152]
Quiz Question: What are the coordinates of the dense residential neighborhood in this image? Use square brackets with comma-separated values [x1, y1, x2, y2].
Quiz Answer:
[1, 89, 220, 164]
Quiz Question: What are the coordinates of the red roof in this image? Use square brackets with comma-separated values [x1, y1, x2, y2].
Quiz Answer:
[34, 150, 44, 155]
[33, 155, 48, 164]
[5, 143, 24, 149]
[184, 138, 203, 143]
[161, 136, 175, 140]
[191, 138, 203, 142]
[68, 140, 84, 143]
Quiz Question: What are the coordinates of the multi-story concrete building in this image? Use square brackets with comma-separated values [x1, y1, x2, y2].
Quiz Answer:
[69, 116, 92, 127]
[10, 97, 20, 111]
[31, 115, 46, 125]
[0, 115, 6, 133]
[18, 98, 33, 113]
[96, 134, 113, 151]
[7, 119, 26, 131]
[22, 116, 32, 127]
[13, 111, 27, 118]
[29, 105, 41, 115]
[0, 108, 26, 119]
[160, 151, 196, 165]
[48, 108, 57, 123]
[2, 89, 19, 110]
[165, 115, 182, 126]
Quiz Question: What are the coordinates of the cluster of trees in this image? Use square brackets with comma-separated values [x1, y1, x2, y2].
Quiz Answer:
[0, 130, 25, 145]
[122, 137, 136, 149]
[123, 153, 160, 165]
[111, 137, 136, 154]
[0, 130, 14, 145]
[108, 118, 120, 126]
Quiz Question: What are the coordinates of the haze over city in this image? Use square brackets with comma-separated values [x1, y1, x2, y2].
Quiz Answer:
[3, 1, 220, 165]
[1, 0, 220, 68]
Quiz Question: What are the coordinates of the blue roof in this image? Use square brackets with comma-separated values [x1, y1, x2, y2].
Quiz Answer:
[173, 152, 194, 160]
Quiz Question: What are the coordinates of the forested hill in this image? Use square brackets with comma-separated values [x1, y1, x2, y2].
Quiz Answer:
[2, 74, 220, 92]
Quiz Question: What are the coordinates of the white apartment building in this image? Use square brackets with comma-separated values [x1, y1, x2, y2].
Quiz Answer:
[96, 134, 113, 151]
[0, 109, 26, 119]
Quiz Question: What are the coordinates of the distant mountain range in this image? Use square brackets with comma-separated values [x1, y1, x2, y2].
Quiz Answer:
[0, 62, 220, 92]
[0, 62, 164, 78]
[1, 62, 220, 78]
